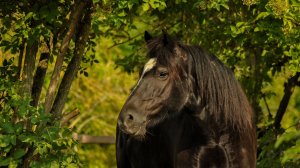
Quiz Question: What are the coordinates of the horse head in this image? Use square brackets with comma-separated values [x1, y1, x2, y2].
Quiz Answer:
[117, 32, 193, 139]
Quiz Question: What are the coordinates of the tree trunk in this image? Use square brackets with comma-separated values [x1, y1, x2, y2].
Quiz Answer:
[248, 48, 263, 123]
[31, 53, 49, 107]
[274, 72, 300, 129]
[51, 2, 92, 117]
[21, 40, 39, 167]
[17, 38, 25, 79]
[44, 0, 88, 113]
[22, 40, 39, 97]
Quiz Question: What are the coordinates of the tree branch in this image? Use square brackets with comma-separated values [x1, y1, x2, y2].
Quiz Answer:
[274, 72, 300, 129]
[107, 21, 179, 49]
[108, 32, 143, 49]
[44, 0, 88, 113]
[31, 53, 49, 107]
[262, 94, 272, 120]
[72, 133, 115, 144]
[51, 2, 92, 117]
[60, 108, 80, 127]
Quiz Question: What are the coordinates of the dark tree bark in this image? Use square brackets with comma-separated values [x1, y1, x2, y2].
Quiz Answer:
[247, 48, 263, 123]
[51, 2, 92, 117]
[44, 0, 88, 113]
[21, 40, 39, 167]
[17, 38, 25, 79]
[274, 72, 300, 129]
[31, 53, 49, 107]
[22, 40, 39, 97]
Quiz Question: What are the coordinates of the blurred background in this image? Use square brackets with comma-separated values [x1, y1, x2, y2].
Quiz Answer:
[0, 0, 299, 167]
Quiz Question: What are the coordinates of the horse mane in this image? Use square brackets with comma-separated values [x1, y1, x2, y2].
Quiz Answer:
[146, 34, 254, 132]
[182, 45, 254, 132]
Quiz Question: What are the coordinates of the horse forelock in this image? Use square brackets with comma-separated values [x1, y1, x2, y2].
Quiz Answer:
[146, 36, 188, 84]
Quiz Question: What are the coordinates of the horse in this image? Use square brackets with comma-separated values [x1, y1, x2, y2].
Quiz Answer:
[116, 31, 256, 168]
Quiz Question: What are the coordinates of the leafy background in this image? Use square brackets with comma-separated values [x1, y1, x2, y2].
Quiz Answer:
[1, 0, 300, 167]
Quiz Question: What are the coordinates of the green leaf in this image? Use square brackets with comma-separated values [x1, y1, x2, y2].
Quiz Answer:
[254, 12, 271, 21]
[275, 131, 300, 148]
[283, 51, 291, 56]
[24, 12, 34, 21]
[220, 4, 229, 10]
[142, 3, 150, 11]
[1, 122, 15, 134]
[236, 22, 245, 28]
[230, 25, 237, 33]
[281, 144, 300, 163]
[254, 27, 260, 32]
[34, 142, 52, 155]
[0, 158, 10, 166]
[18, 134, 38, 143]
[13, 149, 27, 159]
[0, 135, 16, 147]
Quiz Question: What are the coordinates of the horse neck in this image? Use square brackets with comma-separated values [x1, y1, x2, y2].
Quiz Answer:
[154, 111, 209, 150]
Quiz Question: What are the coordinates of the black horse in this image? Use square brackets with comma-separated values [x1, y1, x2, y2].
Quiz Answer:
[116, 32, 256, 168]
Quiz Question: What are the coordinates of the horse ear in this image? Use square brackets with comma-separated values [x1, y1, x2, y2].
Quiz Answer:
[162, 30, 175, 50]
[144, 31, 152, 43]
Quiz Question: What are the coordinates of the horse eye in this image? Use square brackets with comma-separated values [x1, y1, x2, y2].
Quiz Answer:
[157, 71, 168, 79]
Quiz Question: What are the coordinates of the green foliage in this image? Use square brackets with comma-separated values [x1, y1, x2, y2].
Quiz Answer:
[1, 0, 95, 166]
[257, 73, 300, 166]
[0, 59, 79, 167]
[66, 38, 137, 166]
[257, 128, 300, 167]
[1, 0, 300, 167]
[275, 131, 300, 163]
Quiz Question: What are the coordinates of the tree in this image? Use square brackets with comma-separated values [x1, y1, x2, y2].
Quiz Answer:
[0, 0, 94, 166]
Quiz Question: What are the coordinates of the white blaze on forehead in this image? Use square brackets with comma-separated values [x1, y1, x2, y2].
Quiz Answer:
[129, 58, 157, 95]
[143, 58, 157, 74]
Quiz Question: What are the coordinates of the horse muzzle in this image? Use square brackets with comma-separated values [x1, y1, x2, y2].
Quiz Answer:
[118, 110, 148, 139]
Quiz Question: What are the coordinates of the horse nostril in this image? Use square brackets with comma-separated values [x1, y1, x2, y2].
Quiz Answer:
[123, 113, 135, 126]
[124, 112, 145, 125]
[128, 114, 134, 121]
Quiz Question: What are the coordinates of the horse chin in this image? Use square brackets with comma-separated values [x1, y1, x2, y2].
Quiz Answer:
[132, 132, 147, 141]
[121, 124, 147, 141]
